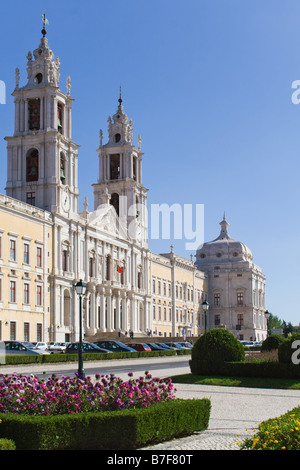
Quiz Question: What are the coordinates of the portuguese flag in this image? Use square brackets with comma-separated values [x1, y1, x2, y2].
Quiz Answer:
[117, 265, 123, 273]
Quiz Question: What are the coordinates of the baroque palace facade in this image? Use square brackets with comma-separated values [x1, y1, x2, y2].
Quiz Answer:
[0, 31, 267, 343]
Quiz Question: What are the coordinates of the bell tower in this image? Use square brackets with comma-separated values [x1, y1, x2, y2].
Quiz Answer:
[93, 92, 149, 247]
[5, 19, 79, 215]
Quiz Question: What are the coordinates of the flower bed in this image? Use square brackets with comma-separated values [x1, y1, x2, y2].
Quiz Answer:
[0, 372, 211, 449]
[239, 408, 300, 450]
[0, 371, 175, 415]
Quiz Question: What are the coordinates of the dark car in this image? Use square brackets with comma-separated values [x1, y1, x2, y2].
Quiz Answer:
[159, 343, 176, 350]
[129, 343, 151, 352]
[177, 341, 193, 349]
[164, 342, 187, 350]
[93, 340, 136, 352]
[146, 343, 169, 351]
[65, 341, 111, 354]
[3, 340, 49, 355]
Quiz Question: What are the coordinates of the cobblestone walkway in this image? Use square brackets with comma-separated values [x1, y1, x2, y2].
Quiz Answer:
[141, 383, 300, 451]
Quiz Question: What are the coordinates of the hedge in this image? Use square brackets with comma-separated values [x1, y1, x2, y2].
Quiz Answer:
[0, 398, 211, 450]
[1, 348, 192, 366]
[189, 359, 300, 379]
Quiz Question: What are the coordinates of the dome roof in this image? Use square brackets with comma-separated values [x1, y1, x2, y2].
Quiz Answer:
[195, 215, 253, 265]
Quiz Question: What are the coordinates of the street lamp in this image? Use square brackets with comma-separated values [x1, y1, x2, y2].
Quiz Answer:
[75, 279, 87, 378]
[265, 309, 270, 337]
[202, 300, 209, 332]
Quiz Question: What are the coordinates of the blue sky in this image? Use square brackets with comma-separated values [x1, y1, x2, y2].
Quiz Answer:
[0, 0, 299, 325]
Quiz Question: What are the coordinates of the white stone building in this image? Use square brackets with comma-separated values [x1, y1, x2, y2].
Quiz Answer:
[195, 215, 267, 341]
[4, 31, 152, 342]
[1, 27, 266, 343]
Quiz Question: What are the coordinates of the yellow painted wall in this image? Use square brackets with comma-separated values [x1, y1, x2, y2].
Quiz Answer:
[0, 195, 52, 342]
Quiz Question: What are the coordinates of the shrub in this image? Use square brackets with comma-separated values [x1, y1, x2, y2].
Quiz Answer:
[192, 329, 245, 365]
[278, 334, 300, 364]
[0, 438, 16, 450]
[261, 334, 285, 352]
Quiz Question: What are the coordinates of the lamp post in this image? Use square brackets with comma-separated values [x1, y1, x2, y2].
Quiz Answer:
[75, 279, 87, 378]
[202, 300, 209, 332]
[265, 309, 270, 337]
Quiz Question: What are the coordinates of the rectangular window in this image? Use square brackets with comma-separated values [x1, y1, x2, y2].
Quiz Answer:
[36, 247, 42, 267]
[24, 322, 30, 342]
[26, 192, 36, 205]
[237, 292, 244, 306]
[24, 243, 30, 264]
[152, 304, 156, 320]
[10, 240, 16, 261]
[10, 281, 16, 303]
[24, 283, 30, 304]
[37, 323, 43, 342]
[10, 322, 16, 341]
[214, 293, 220, 306]
[0, 278, 2, 301]
[37, 285, 42, 306]
[152, 278, 156, 294]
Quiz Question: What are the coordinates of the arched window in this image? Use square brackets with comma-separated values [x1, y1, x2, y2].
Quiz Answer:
[28, 98, 40, 130]
[110, 193, 119, 216]
[106, 255, 111, 281]
[60, 152, 66, 184]
[110, 154, 120, 180]
[26, 148, 39, 182]
[57, 102, 63, 134]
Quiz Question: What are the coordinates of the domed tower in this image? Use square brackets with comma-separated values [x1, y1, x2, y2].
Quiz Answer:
[5, 19, 79, 215]
[195, 215, 267, 341]
[93, 91, 148, 248]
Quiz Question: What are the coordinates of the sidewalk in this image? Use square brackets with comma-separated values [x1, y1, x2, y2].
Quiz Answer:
[142, 383, 300, 450]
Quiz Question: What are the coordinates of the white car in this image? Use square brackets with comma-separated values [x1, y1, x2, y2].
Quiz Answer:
[34, 342, 49, 351]
[48, 342, 68, 353]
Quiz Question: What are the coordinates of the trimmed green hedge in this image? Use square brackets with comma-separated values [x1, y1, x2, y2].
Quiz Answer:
[189, 359, 300, 379]
[1, 348, 192, 366]
[192, 329, 245, 364]
[0, 398, 211, 450]
[261, 334, 286, 352]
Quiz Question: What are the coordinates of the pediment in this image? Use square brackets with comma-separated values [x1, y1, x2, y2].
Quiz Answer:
[87, 204, 128, 240]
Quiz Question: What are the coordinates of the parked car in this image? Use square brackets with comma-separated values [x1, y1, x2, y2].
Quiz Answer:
[4, 340, 50, 355]
[157, 343, 176, 350]
[93, 340, 136, 352]
[176, 341, 193, 349]
[146, 343, 169, 351]
[129, 343, 152, 352]
[48, 342, 68, 353]
[65, 342, 111, 354]
[164, 342, 186, 350]
[34, 342, 49, 351]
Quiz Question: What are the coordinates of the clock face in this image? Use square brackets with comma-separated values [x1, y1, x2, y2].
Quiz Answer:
[62, 190, 70, 211]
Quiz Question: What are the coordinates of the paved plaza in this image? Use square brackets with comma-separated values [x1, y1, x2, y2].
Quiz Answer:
[142, 383, 300, 450]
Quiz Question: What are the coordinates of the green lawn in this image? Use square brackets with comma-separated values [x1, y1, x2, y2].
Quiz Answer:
[169, 373, 300, 389]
